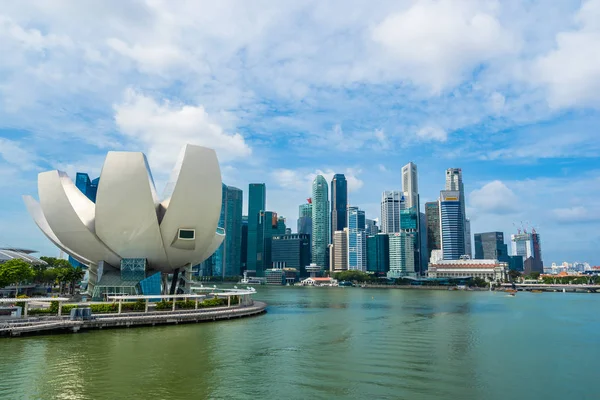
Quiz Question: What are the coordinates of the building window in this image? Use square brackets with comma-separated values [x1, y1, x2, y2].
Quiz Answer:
[178, 229, 195, 240]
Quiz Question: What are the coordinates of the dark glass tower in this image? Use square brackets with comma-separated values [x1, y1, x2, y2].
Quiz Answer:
[247, 183, 266, 274]
[366, 233, 389, 275]
[331, 174, 347, 241]
[425, 201, 441, 263]
[474, 232, 509, 262]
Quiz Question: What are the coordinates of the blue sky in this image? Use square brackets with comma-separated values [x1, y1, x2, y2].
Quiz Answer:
[1, 0, 599, 264]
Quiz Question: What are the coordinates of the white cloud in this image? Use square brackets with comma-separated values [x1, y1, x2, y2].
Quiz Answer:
[271, 167, 364, 193]
[470, 180, 519, 215]
[114, 89, 251, 171]
[553, 206, 600, 223]
[371, 0, 518, 92]
[531, 0, 600, 109]
[378, 164, 387, 172]
[416, 125, 447, 142]
[0, 138, 38, 171]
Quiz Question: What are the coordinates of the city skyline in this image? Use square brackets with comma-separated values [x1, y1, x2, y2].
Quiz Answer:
[1, 1, 599, 265]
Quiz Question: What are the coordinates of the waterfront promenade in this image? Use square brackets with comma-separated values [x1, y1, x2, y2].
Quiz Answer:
[0, 301, 267, 337]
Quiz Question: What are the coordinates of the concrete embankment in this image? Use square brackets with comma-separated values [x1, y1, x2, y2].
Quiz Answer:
[0, 301, 267, 338]
[359, 285, 488, 291]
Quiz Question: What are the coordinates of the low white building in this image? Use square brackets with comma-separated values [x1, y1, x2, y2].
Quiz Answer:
[428, 259, 507, 282]
[300, 277, 338, 287]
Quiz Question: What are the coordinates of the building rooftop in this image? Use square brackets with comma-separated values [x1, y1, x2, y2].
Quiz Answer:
[0, 248, 47, 265]
[430, 259, 505, 268]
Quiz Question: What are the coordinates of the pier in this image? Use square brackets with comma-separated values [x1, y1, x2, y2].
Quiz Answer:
[0, 289, 266, 337]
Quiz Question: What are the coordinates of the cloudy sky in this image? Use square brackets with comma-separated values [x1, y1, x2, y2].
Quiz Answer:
[1, 0, 599, 265]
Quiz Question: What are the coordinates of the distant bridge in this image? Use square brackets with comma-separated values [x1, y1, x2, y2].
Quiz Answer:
[500, 283, 600, 293]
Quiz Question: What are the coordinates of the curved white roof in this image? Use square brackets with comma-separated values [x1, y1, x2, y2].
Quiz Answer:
[23, 144, 225, 273]
[0, 248, 47, 265]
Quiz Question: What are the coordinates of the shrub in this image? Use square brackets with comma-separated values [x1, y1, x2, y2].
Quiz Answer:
[155, 300, 172, 310]
[175, 300, 196, 309]
[200, 297, 226, 308]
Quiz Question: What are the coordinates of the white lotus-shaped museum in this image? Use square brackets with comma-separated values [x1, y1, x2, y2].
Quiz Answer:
[23, 144, 225, 280]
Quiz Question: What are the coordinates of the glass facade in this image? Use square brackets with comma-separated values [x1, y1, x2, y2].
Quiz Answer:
[256, 211, 279, 276]
[331, 174, 348, 241]
[388, 232, 416, 277]
[120, 258, 147, 281]
[271, 234, 311, 277]
[298, 203, 312, 236]
[138, 272, 161, 296]
[241, 216, 248, 273]
[440, 191, 465, 260]
[311, 175, 329, 269]
[400, 207, 420, 274]
[212, 184, 243, 277]
[366, 234, 389, 274]
[347, 206, 366, 271]
[246, 183, 266, 274]
[474, 232, 509, 262]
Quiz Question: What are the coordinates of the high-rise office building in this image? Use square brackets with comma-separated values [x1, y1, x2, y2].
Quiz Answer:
[277, 216, 287, 235]
[347, 206, 366, 271]
[425, 201, 441, 263]
[257, 211, 280, 276]
[217, 184, 243, 277]
[474, 232, 509, 262]
[380, 191, 402, 234]
[465, 219, 472, 258]
[400, 207, 419, 274]
[401, 162, 419, 210]
[367, 233, 389, 275]
[272, 233, 311, 277]
[511, 230, 543, 274]
[365, 219, 378, 236]
[311, 175, 330, 269]
[440, 190, 465, 260]
[247, 183, 266, 274]
[388, 232, 416, 277]
[331, 174, 348, 242]
[241, 215, 248, 273]
[298, 202, 313, 235]
[331, 229, 348, 272]
[445, 168, 470, 257]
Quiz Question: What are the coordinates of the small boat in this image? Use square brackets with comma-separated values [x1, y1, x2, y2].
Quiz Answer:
[531, 290, 542, 293]
[506, 289, 517, 294]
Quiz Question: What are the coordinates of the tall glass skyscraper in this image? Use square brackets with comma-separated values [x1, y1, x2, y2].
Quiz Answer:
[347, 206, 366, 271]
[298, 202, 312, 235]
[400, 207, 419, 273]
[388, 232, 416, 277]
[425, 201, 441, 263]
[380, 191, 402, 234]
[440, 190, 465, 260]
[311, 175, 330, 269]
[247, 183, 266, 274]
[445, 168, 470, 257]
[257, 211, 280, 275]
[474, 232, 509, 262]
[331, 174, 347, 241]
[219, 185, 243, 277]
[401, 162, 419, 210]
[367, 233, 389, 274]
[71, 172, 100, 268]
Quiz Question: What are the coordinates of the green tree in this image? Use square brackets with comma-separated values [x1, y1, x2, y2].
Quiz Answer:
[470, 277, 488, 288]
[508, 270, 522, 281]
[0, 259, 34, 296]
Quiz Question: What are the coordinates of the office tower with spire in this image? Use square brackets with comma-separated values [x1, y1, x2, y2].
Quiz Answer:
[331, 174, 348, 242]
[247, 183, 266, 275]
[402, 162, 419, 210]
[347, 206, 366, 271]
[445, 168, 470, 257]
[311, 175, 330, 269]
[380, 191, 402, 234]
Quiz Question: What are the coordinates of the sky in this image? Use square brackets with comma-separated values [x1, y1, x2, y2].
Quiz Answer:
[0, 0, 599, 265]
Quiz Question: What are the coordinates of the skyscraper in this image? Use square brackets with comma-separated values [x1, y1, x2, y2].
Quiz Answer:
[311, 175, 330, 269]
[440, 190, 465, 260]
[297, 202, 312, 235]
[367, 233, 389, 275]
[401, 162, 419, 210]
[388, 232, 416, 277]
[347, 206, 366, 271]
[380, 191, 402, 234]
[247, 183, 266, 274]
[425, 201, 441, 262]
[400, 206, 419, 274]
[221, 185, 243, 277]
[474, 232, 509, 262]
[272, 233, 311, 277]
[464, 218, 472, 258]
[331, 174, 348, 241]
[71, 172, 100, 268]
[511, 230, 543, 275]
[365, 219, 378, 236]
[445, 168, 470, 257]
[331, 229, 348, 272]
[257, 211, 280, 276]
[241, 215, 248, 273]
